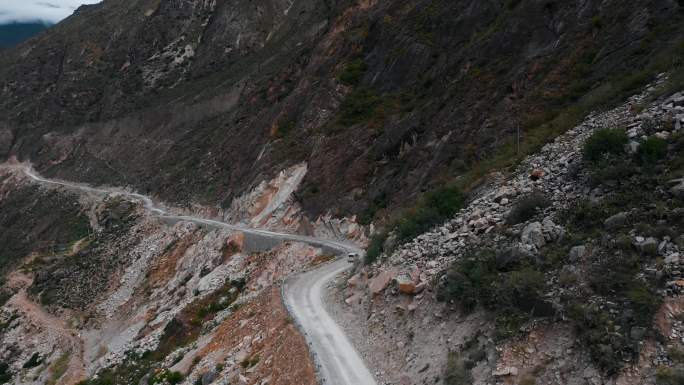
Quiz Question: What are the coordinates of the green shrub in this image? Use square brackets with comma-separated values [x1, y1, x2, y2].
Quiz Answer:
[337, 59, 368, 86]
[364, 232, 386, 265]
[589, 158, 637, 185]
[637, 136, 668, 165]
[23, 352, 42, 369]
[338, 88, 381, 126]
[626, 281, 660, 325]
[0, 362, 11, 383]
[150, 370, 184, 385]
[669, 346, 684, 363]
[506, 193, 550, 224]
[439, 252, 498, 312]
[656, 366, 684, 385]
[395, 186, 464, 242]
[439, 250, 548, 338]
[560, 199, 607, 236]
[583, 128, 628, 163]
[444, 352, 472, 385]
[366, 185, 464, 261]
[568, 304, 625, 374]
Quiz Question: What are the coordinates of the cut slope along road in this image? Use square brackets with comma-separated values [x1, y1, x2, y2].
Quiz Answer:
[5, 164, 377, 385]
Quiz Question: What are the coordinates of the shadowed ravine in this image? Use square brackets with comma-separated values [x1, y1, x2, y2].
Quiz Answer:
[4, 163, 377, 385]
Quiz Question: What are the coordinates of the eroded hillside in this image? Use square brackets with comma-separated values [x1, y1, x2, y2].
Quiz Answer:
[0, 166, 328, 385]
[334, 80, 684, 384]
[1, 0, 683, 223]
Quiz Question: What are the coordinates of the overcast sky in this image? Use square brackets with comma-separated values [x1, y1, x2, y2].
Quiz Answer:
[0, 0, 101, 24]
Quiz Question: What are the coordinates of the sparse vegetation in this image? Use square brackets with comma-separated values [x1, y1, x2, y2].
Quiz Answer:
[444, 352, 472, 385]
[506, 193, 550, 224]
[366, 185, 464, 262]
[0, 362, 12, 383]
[636, 136, 668, 165]
[240, 354, 260, 369]
[583, 128, 629, 163]
[438, 249, 550, 339]
[149, 370, 184, 385]
[23, 352, 42, 369]
[337, 58, 368, 86]
[338, 88, 381, 126]
[656, 366, 684, 385]
[47, 352, 71, 385]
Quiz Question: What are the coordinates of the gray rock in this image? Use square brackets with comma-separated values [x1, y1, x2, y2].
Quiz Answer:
[674, 94, 684, 107]
[568, 246, 587, 262]
[521, 222, 545, 250]
[627, 140, 640, 153]
[542, 217, 564, 242]
[201, 370, 217, 385]
[630, 326, 647, 340]
[670, 178, 684, 199]
[665, 253, 681, 265]
[604, 212, 628, 229]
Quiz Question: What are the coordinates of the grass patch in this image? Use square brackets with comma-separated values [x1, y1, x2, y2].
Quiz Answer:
[444, 352, 472, 385]
[337, 58, 367, 86]
[47, 352, 70, 385]
[365, 185, 464, 262]
[338, 88, 381, 126]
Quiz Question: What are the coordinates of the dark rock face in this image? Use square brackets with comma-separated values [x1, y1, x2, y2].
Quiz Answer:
[1, 0, 683, 217]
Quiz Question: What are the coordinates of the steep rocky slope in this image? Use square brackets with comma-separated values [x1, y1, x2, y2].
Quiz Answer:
[3, 1, 684, 385]
[335, 81, 684, 384]
[1, 0, 684, 222]
[0, 166, 329, 385]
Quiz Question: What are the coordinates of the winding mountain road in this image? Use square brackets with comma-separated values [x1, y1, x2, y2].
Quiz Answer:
[5, 164, 377, 385]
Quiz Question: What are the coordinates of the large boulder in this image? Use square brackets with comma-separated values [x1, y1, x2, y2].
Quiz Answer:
[669, 178, 684, 199]
[521, 222, 545, 250]
[369, 269, 397, 295]
[568, 245, 587, 262]
[395, 273, 416, 295]
[604, 212, 629, 229]
[541, 217, 563, 242]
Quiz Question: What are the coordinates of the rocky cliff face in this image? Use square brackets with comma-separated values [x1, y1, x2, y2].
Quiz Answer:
[1, 0, 683, 222]
[2, 1, 684, 385]
[335, 81, 684, 384]
[0, 167, 322, 385]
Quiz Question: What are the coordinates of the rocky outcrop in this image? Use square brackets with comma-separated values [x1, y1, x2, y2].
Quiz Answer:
[0, 169, 329, 384]
[333, 81, 684, 385]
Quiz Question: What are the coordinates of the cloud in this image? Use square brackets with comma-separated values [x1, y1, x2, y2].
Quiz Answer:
[0, 0, 101, 24]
